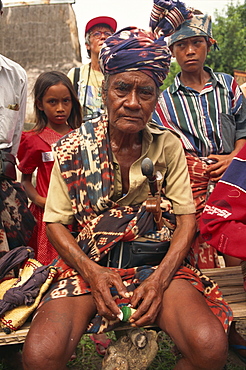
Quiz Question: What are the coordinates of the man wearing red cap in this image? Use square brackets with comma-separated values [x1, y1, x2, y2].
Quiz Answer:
[68, 16, 117, 121]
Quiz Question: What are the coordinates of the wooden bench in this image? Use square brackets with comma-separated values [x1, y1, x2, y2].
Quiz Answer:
[0, 265, 245, 346]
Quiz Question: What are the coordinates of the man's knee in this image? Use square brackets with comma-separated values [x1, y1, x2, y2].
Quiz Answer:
[23, 331, 70, 370]
[184, 322, 228, 369]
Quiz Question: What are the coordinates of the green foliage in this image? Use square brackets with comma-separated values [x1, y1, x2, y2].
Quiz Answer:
[206, 2, 246, 74]
[160, 61, 181, 91]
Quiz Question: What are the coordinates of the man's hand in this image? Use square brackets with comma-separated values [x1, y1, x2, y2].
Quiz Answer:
[207, 153, 234, 181]
[128, 269, 170, 327]
[86, 264, 130, 320]
[207, 139, 246, 181]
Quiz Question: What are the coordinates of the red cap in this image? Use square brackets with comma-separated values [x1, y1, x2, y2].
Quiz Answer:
[85, 16, 117, 36]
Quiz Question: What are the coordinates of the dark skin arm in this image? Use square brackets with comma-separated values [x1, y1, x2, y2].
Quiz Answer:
[46, 222, 130, 320]
[129, 213, 196, 327]
[21, 173, 46, 208]
[207, 138, 246, 181]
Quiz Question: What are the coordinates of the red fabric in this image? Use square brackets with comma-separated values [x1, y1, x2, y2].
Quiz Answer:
[17, 127, 71, 265]
[18, 128, 63, 197]
[41, 256, 233, 334]
[185, 152, 220, 269]
[28, 203, 58, 265]
[200, 145, 246, 261]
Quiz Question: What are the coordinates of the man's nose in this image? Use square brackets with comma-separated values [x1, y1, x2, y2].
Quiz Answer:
[125, 91, 141, 109]
[186, 43, 195, 54]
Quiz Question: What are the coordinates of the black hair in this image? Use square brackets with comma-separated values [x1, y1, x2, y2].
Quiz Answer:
[33, 71, 82, 132]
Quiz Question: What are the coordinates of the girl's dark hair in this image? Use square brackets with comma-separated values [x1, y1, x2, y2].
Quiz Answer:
[33, 71, 82, 132]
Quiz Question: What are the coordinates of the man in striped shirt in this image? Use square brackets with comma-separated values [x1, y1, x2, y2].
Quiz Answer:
[153, 13, 246, 183]
[153, 13, 246, 268]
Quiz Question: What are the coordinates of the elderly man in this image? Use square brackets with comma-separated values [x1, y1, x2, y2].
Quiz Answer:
[22, 3, 232, 370]
[67, 16, 117, 120]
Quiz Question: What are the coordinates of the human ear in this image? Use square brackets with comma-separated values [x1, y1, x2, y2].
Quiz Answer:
[85, 43, 91, 52]
[36, 99, 44, 111]
[169, 45, 175, 57]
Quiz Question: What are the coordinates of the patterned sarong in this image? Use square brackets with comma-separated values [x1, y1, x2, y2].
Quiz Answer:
[185, 152, 220, 269]
[41, 117, 232, 333]
[0, 180, 36, 255]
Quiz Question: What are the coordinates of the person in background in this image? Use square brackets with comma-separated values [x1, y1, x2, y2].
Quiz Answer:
[152, 11, 246, 364]
[17, 71, 82, 266]
[0, 1, 36, 368]
[153, 13, 246, 269]
[0, 0, 35, 256]
[22, 3, 232, 369]
[67, 16, 117, 120]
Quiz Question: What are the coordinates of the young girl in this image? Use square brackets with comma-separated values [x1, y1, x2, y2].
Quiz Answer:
[17, 71, 82, 265]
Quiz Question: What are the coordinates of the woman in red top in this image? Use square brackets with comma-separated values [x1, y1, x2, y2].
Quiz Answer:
[18, 71, 82, 265]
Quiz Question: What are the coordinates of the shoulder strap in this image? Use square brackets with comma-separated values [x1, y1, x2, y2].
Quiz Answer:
[73, 67, 80, 94]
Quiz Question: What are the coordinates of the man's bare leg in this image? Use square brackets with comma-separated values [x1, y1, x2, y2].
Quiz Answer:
[157, 279, 228, 370]
[22, 294, 96, 370]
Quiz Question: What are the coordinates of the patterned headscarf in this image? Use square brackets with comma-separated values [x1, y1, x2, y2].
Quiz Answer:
[167, 13, 219, 49]
[99, 27, 171, 87]
[99, 1, 193, 87]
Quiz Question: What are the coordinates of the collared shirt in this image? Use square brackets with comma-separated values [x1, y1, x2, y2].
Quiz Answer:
[0, 55, 27, 156]
[43, 120, 195, 226]
[153, 66, 246, 157]
[67, 63, 104, 116]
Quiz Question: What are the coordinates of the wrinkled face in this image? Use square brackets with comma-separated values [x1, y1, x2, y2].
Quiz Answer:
[86, 25, 113, 56]
[171, 36, 209, 73]
[103, 71, 158, 134]
[37, 82, 72, 127]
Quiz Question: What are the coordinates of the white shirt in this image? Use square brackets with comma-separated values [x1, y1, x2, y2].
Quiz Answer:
[0, 55, 27, 156]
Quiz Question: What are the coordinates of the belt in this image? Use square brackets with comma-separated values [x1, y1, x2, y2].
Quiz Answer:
[99, 240, 170, 269]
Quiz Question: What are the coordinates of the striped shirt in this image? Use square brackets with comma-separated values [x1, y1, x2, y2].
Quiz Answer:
[153, 67, 246, 157]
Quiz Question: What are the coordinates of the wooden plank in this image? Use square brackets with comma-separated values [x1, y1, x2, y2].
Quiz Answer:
[0, 322, 30, 345]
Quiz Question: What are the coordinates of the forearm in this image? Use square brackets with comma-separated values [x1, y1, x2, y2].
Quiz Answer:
[21, 174, 46, 208]
[46, 222, 98, 282]
[155, 213, 196, 284]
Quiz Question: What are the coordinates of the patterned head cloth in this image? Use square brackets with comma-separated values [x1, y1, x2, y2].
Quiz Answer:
[99, 1, 194, 87]
[167, 13, 218, 49]
[99, 27, 171, 88]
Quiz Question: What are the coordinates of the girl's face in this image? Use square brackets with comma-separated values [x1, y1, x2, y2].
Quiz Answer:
[37, 82, 72, 128]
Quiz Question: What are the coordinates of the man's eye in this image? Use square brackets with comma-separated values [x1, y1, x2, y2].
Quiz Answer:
[139, 89, 154, 98]
[116, 86, 128, 92]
